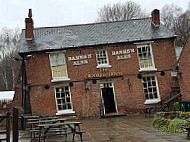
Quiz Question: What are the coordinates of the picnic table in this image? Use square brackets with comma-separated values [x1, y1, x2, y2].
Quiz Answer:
[27, 118, 67, 139]
[37, 121, 84, 142]
[26, 116, 85, 142]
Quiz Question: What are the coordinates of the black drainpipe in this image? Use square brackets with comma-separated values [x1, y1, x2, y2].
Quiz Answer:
[21, 55, 31, 115]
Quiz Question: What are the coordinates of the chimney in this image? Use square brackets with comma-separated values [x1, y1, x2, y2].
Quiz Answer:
[25, 9, 34, 40]
[151, 9, 160, 27]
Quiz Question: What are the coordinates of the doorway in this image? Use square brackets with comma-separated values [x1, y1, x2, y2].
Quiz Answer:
[101, 83, 117, 114]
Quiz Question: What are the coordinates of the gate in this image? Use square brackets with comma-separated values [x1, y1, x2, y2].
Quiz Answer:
[0, 107, 19, 142]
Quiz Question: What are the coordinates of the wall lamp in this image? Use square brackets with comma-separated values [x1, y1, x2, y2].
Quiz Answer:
[69, 82, 74, 87]
[92, 79, 97, 84]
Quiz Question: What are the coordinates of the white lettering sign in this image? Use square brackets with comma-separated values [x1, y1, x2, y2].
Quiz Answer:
[117, 54, 131, 60]
[68, 54, 92, 66]
[112, 48, 134, 61]
[112, 49, 135, 56]
[68, 54, 92, 61]
[73, 60, 88, 66]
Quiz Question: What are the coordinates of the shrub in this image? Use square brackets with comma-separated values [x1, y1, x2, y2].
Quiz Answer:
[168, 118, 188, 133]
[173, 102, 180, 111]
[153, 116, 171, 131]
[178, 112, 190, 119]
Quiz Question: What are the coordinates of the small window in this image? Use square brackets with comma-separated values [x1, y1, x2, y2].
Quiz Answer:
[137, 44, 155, 70]
[96, 50, 111, 68]
[142, 76, 160, 104]
[55, 86, 74, 114]
[49, 52, 69, 81]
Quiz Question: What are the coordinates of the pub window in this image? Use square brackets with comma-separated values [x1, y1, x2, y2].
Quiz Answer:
[142, 76, 160, 104]
[49, 52, 69, 81]
[137, 44, 155, 70]
[96, 50, 111, 68]
[55, 86, 74, 114]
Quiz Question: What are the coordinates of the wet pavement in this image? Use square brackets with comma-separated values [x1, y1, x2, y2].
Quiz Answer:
[19, 115, 190, 142]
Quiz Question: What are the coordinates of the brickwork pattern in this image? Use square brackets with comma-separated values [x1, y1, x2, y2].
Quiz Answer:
[15, 39, 177, 117]
[179, 38, 190, 101]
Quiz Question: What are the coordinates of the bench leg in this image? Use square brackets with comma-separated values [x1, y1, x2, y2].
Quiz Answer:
[79, 133, 83, 142]
[72, 133, 75, 142]
[43, 135, 46, 142]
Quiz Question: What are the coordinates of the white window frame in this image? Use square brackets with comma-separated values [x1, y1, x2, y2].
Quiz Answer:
[49, 52, 70, 82]
[54, 86, 75, 115]
[96, 50, 111, 68]
[142, 76, 161, 104]
[136, 43, 157, 71]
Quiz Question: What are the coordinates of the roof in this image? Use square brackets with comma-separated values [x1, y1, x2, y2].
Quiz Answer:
[19, 18, 176, 53]
[0, 91, 15, 103]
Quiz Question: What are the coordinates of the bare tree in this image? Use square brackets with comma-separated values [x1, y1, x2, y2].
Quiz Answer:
[160, 3, 190, 47]
[96, 1, 147, 22]
[161, 3, 183, 30]
[175, 11, 190, 47]
[0, 28, 21, 90]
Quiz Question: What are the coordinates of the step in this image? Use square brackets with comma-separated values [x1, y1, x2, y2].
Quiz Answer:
[101, 113, 126, 118]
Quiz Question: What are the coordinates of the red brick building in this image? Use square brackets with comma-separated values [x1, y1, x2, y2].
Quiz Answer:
[179, 38, 190, 101]
[14, 9, 179, 117]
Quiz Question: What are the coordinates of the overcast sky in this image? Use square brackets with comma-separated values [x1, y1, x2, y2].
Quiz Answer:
[0, 0, 189, 30]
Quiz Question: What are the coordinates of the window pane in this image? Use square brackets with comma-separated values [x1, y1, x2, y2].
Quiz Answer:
[145, 94, 149, 99]
[56, 93, 60, 98]
[68, 104, 71, 109]
[58, 105, 62, 110]
[154, 92, 158, 98]
[52, 65, 67, 78]
[61, 93, 65, 98]
[62, 104, 66, 110]
[50, 53, 64, 66]
[57, 99, 61, 104]
[66, 97, 70, 102]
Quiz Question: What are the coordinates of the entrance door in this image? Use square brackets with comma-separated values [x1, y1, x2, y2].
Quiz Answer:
[101, 83, 117, 114]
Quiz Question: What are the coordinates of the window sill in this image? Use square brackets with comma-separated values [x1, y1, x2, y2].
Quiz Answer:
[56, 110, 76, 116]
[144, 99, 161, 105]
[96, 64, 112, 68]
[139, 68, 157, 72]
[51, 78, 70, 82]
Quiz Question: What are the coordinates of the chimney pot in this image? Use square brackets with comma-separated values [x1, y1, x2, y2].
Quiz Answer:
[151, 9, 160, 26]
[25, 9, 34, 40]
[28, 9, 32, 18]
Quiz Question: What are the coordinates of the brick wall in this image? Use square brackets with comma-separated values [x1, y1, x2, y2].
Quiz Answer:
[179, 38, 190, 101]
[15, 38, 177, 117]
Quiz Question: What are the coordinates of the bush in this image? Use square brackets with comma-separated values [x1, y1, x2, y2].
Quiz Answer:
[154, 112, 165, 117]
[153, 116, 171, 131]
[153, 112, 190, 133]
[168, 118, 188, 133]
[173, 102, 180, 111]
[178, 112, 190, 119]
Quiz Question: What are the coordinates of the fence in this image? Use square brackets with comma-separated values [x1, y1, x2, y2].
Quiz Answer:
[0, 107, 19, 142]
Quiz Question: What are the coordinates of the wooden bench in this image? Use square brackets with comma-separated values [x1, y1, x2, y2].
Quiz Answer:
[37, 122, 85, 142]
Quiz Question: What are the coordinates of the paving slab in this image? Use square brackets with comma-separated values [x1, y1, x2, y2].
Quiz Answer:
[19, 115, 190, 142]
